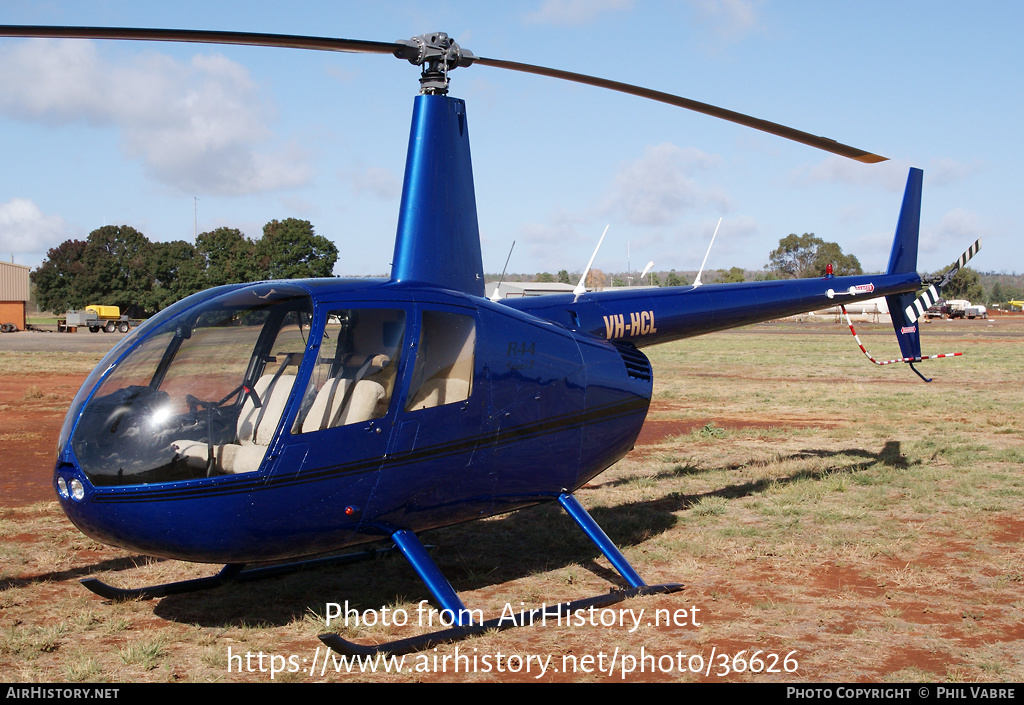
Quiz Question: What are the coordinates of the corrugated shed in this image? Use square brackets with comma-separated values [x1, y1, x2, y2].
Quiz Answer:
[0, 260, 31, 302]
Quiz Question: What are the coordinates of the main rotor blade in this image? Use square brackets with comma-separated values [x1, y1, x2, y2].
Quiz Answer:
[475, 56, 886, 163]
[0, 25, 402, 57]
[0, 26, 886, 163]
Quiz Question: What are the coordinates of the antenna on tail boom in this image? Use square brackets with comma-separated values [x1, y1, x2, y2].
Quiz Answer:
[574, 225, 610, 302]
[693, 217, 722, 288]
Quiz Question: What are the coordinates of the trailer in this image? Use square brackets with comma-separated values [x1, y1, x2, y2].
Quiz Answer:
[59, 305, 139, 333]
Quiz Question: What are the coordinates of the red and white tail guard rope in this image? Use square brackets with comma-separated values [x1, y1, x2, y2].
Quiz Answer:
[840, 306, 962, 366]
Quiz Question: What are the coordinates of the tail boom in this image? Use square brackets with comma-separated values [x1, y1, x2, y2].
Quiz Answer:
[507, 167, 927, 353]
[506, 271, 920, 347]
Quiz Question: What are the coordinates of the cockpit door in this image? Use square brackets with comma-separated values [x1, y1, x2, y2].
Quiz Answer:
[249, 306, 410, 536]
[363, 305, 490, 529]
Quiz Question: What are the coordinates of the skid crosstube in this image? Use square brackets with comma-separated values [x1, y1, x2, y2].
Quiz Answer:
[320, 492, 683, 656]
[319, 583, 683, 657]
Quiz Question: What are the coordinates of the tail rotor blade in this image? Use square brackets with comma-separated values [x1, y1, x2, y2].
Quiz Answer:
[905, 238, 981, 323]
[938, 238, 982, 287]
[905, 284, 941, 323]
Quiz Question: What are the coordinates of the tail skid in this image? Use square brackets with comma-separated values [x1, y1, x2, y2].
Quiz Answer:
[856, 168, 974, 381]
[841, 305, 962, 382]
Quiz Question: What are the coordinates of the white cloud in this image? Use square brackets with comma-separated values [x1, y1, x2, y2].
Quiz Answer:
[0, 39, 311, 196]
[503, 144, 731, 272]
[516, 214, 593, 265]
[0, 198, 71, 263]
[791, 156, 980, 192]
[927, 207, 984, 247]
[603, 143, 729, 226]
[348, 166, 402, 200]
[933, 208, 982, 238]
[688, 0, 761, 43]
[790, 156, 910, 191]
[524, 0, 636, 26]
[913, 207, 986, 273]
[927, 158, 982, 187]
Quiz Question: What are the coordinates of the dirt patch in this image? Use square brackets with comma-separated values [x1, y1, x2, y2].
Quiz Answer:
[0, 375, 86, 507]
[635, 410, 838, 447]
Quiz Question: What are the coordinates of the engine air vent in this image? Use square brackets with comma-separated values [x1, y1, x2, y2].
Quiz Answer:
[612, 341, 652, 382]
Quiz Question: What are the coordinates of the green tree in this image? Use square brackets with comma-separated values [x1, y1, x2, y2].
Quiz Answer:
[813, 241, 862, 277]
[988, 280, 1022, 306]
[768, 233, 861, 279]
[665, 270, 684, 287]
[535, 272, 555, 283]
[142, 240, 202, 312]
[254, 219, 338, 280]
[557, 269, 572, 284]
[941, 267, 983, 302]
[195, 227, 258, 286]
[75, 225, 154, 314]
[31, 239, 89, 313]
[34, 219, 342, 316]
[720, 266, 746, 283]
[34, 225, 189, 316]
[989, 281, 1004, 305]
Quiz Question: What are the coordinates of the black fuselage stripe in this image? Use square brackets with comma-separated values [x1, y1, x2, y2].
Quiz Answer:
[91, 396, 649, 503]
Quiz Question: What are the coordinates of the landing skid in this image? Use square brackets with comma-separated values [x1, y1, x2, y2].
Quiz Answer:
[320, 492, 684, 656]
[80, 547, 394, 601]
[320, 583, 682, 657]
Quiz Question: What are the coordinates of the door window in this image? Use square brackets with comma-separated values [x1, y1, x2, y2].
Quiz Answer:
[293, 308, 406, 433]
[405, 311, 475, 411]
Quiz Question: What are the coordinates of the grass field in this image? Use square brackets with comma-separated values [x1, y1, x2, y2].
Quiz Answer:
[1, 320, 1021, 682]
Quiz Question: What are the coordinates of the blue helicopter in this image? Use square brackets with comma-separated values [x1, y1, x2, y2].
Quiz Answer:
[3, 27, 962, 655]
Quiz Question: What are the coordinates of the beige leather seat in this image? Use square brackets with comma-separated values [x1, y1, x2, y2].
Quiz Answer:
[173, 373, 295, 474]
[299, 354, 390, 433]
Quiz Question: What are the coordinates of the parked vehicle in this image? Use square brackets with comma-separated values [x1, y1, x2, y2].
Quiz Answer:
[60, 305, 138, 333]
[945, 299, 971, 319]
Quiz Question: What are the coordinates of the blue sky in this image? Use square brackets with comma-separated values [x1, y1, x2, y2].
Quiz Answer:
[1, 1, 1020, 280]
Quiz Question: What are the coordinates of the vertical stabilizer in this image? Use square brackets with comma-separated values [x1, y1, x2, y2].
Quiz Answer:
[885, 168, 924, 359]
[886, 168, 923, 276]
[391, 95, 485, 296]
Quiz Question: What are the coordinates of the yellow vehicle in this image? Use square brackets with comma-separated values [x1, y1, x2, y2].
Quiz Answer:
[84, 305, 121, 320]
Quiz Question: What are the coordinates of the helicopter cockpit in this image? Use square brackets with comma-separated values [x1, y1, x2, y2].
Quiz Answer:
[68, 285, 313, 486]
[66, 284, 406, 488]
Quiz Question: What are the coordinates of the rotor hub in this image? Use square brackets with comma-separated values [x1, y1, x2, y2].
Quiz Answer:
[393, 32, 476, 94]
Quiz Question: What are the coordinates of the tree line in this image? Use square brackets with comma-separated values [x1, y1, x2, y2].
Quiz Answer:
[32, 219, 338, 316]
[524, 233, 863, 288]
[523, 233, 1017, 306]
[36, 223, 1011, 317]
